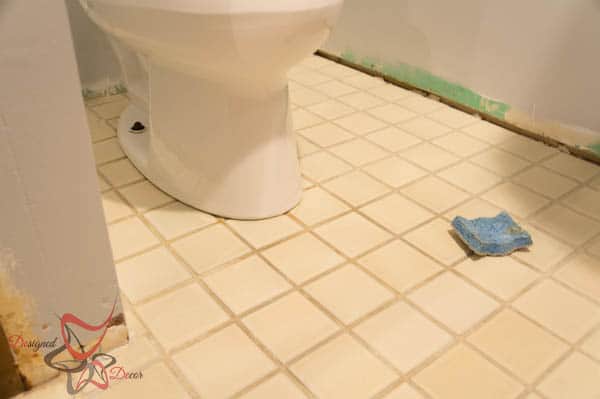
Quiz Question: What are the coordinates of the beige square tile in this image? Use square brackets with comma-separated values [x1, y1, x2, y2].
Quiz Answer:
[243, 292, 339, 361]
[538, 352, 600, 399]
[102, 190, 134, 223]
[364, 157, 427, 187]
[118, 180, 173, 212]
[296, 136, 320, 157]
[513, 166, 578, 199]
[85, 362, 191, 399]
[433, 132, 489, 158]
[324, 170, 390, 206]
[443, 198, 502, 222]
[402, 176, 470, 213]
[99, 159, 143, 187]
[401, 143, 460, 172]
[289, 68, 332, 86]
[498, 135, 556, 162]
[93, 138, 124, 165]
[315, 213, 392, 258]
[581, 329, 600, 360]
[482, 182, 549, 218]
[355, 302, 452, 373]
[292, 108, 324, 130]
[291, 186, 349, 225]
[88, 117, 116, 143]
[360, 194, 434, 234]
[330, 139, 388, 166]
[470, 148, 530, 177]
[404, 219, 469, 266]
[469, 309, 569, 383]
[398, 95, 444, 114]
[398, 117, 452, 140]
[590, 174, 600, 190]
[338, 92, 385, 110]
[438, 162, 502, 194]
[172, 224, 251, 274]
[365, 126, 422, 152]
[307, 99, 355, 120]
[532, 205, 600, 245]
[314, 80, 358, 97]
[589, 235, 600, 258]
[102, 335, 161, 373]
[543, 152, 599, 182]
[121, 297, 148, 338]
[555, 254, 600, 301]
[414, 344, 522, 399]
[409, 273, 499, 333]
[562, 186, 600, 220]
[383, 384, 426, 399]
[461, 120, 515, 145]
[300, 55, 332, 69]
[306, 264, 394, 324]
[427, 107, 478, 128]
[334, 112, 388, 135]
[116, 247, 191, 303]
[358, 240, 443, 292]
[97, 173, 110, 191]
[513, 280, 600, 342]
[173, 325, 276, 399]
[290, 86, 329, 107]
[299, 123, 354, 147]
[91, 97, 128, 119]
[145, 202, 215, 240]
[137, 283, 229, 350]
[457, 256, 538, 300]
[227, 216, 302, 249]
[108, 217, 159, 260]
[512, 224, 572, 271]
[204, 255, 291, 314]
[291, 333, 396, 399]
[319, 62, 362, 78]
[239, 373, 307, 399]
[301, 151, 352, 182]
[369, 84, 413, 102]
[343, 74, 387, 90]
[105, 116, 120, 131]
[368, 103, 417, 124]
[262, 233, 344, 284]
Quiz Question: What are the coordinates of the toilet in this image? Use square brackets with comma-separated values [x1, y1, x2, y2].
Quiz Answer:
[80, 0, 344, 219]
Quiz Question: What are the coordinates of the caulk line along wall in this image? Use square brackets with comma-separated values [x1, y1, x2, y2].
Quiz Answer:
[323, 0, 600, 158]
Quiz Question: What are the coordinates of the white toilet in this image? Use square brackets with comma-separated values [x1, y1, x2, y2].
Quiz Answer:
[80, 0, 344, 219]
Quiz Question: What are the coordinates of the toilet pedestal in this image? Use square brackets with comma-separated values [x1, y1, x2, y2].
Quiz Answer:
[117, 64, 302, 220]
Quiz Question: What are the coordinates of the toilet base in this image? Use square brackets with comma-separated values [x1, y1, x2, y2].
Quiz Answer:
[117, 102, 302, 220]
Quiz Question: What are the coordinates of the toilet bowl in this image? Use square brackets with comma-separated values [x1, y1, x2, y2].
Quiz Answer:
[80, 0, 344, 219]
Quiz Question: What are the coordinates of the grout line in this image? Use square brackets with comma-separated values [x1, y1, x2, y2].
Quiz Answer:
[82, 56, 600, 399]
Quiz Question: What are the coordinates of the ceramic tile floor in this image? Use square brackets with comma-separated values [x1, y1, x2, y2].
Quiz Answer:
[20, 55, 600, 399]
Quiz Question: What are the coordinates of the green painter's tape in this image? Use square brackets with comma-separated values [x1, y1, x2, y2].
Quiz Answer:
[339, 51, 510, 119]
[588, 143, 600, 156]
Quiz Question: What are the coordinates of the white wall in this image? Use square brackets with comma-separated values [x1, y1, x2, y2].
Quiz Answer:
[0, 0, 125, 387]
[65, 0, 122, 96]
[324, 0, 600, 146]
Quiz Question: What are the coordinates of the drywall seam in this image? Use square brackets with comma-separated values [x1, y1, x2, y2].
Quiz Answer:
[318, 49, 600, 164]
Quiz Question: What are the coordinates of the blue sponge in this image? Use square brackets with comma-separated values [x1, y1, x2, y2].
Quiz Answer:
[451, 211, 532, 256]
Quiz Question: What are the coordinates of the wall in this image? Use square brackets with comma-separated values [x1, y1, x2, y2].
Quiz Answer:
[323, 0, 600, 156]
[0, 0, 126, 389]
[65, 0, 123, 97]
